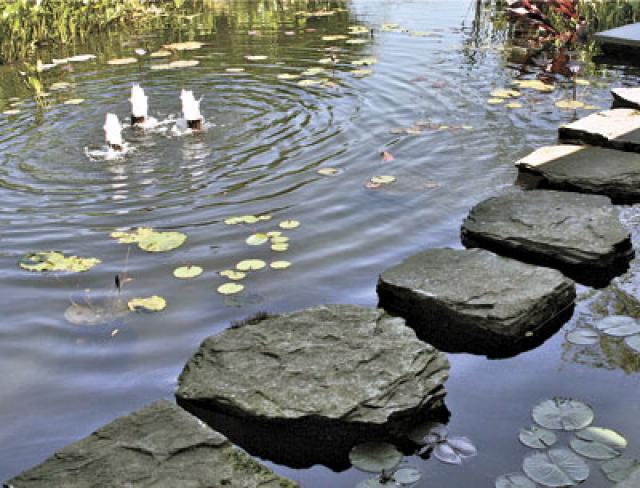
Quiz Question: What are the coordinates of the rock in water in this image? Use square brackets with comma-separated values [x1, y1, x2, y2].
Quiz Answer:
[515, 145, 640, 204]
[559, 109, 640, 153]
[612, 87, 640, 109]
[176, 305, 449, 469]
[4, 400, 298, 488]
[461, 190, 634, 287]
[377, 248, 576, 357]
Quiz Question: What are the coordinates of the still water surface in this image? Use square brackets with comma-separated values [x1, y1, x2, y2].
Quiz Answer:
[1, 0, 640, 486]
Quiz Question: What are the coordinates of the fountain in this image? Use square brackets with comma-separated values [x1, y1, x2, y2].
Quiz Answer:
[129, 84, 148, 126]
[103, 113, 124, 151]
[180, 89, 203, 131]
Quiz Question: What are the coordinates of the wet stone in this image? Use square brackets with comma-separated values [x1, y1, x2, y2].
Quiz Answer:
[461, 190, 634, 288]
[4, 400, 298, 488]
[612, 87, 640, 109]
[559, 109, 640, 153]
[176, 305, 449, 469]
[515, 144, 640, 203]
[595, 22, 640, 53]
[377, 248, 576, 358]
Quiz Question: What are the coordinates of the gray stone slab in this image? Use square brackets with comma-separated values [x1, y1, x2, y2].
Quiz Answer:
[377, 248, 575, 357]
[595, 22, 640, 49]
[612, 87, 640, 109]
[515, 144, 640, 203]
[559, 109, 640, 153]
[176, 305, 449, 469]
[4, 400, 298, 488]
[461, 190, 634, 287]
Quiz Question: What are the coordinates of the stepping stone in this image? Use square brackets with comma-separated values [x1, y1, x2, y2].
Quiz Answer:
[176, 305, 449, 469]
[5, 400, 298, 488]
[377, 248, 575, 358]
[612, 87, 640, 109]
[515, 144, 640, 203]
[595, 22, 640, 55]
[559, 109, 640, 153]
[461, 190, 634, 288]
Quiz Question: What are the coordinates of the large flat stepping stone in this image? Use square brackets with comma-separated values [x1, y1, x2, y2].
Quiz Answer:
[559, 109, 640, 153]
[595, 22, 640, 54]
[515, 144, 640, 203]
[461, 190, 634, 287]
[176, 305, 449, 469]
[612, 87, 640, 109]
[4, 400, 298, 488]
[377, 248, 575, 358]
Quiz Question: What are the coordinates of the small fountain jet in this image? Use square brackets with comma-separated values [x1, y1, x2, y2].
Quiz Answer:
[129, 83, 148, 126]
[104, 113, 124, 151]
[180, 89, 203, 131]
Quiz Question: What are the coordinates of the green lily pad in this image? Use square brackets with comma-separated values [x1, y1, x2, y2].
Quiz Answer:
[236, 259, 266, 271]
[270, 261, 291, 270]
[220, 270, 246, 280]
[594, 316, 640, 337]
[349, 442, 403, 473]
[246, 233, 269, 246]
[570, 427, 627, 460]
[173, 265, 203, 279]
[393, 466, 421, 485]
[495, 473, 537, 488]
[111, 228, 187, 253]
[128, 296, 167, 312]
[279, 220, 300, 229]
[566, 328, 599, 346]
[523, 449, 589, 487]
[271, 244, 289, 252]
[625, 335, 640, 353]
[532, 398, 594, 431]
[601, 457, 640, 482]
[217, 283, 244, 295]
[519, 425, 557, 449]
[371, 175, 396, 185]
[20, 251, 101, 273]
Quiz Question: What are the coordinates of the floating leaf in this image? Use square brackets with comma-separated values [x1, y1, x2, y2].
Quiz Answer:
[150, 50, 172, 58]
[349, 442, 402, 473]
[371, 175, 396, 185]
[346, 39, 368, 44]
[246, 233, 269, 246]
[567, 328, 599, 346]
[488, 98, 505, 105]
[594, 316, 640, 337]
[532, 398, 594, 431]
[322, 35, 348, 41]
[164, 41, 204, 51]
[348, 26, 370, 35]
[523, 449, 589, 487]
[111, 228, 187, 253]
[217, 283, 244, 295]
[351, 68, 373, 77]
[520, 425, 557, 449]
[512, 79, 554, 92]
[491, 89, 521, 98]
[266, 231, 282, 238]
[270, 260, 291, 270]
[236, 259, 266, 271]
[3, 109, 21, 115]
[64, 298, 129, 326]
[434, 443, 463, 465]
[220, 270, 246, 280]
[601, 457, 640, 482]
[575, 79, 590, 86]
[128, 295, 166, 312]
[556, 100, 585, 110]
[279, 220, 300, 229]
[107, 57, 138, 65]
[393, 466, 422, 485]
[278, 73, 300, 80]
[20, 251, 100, 273]
[506, 102, 522, 109]
[625, 334, 640, 353]
[64, 98, 85, 105]
[226, 68, 245, 73]
[68, 54, 96, 62]
[270, 236, 289, 244]
[495, 473, 537, 488]
[301, 67, 326, 76]
[447, 437, 477, 458]
[570, 427, 627, 460]
[318, 167, 339, 176]
[168, 59, 199, 69]
[245, 55, 268, 61]
[271, 244, 288, 252]
[173, 265, 203, 279]
[298, 79, 322, 87]
[50, 82, 72, 91]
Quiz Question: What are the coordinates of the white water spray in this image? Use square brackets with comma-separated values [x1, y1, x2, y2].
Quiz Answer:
[104, 113, 124, 149]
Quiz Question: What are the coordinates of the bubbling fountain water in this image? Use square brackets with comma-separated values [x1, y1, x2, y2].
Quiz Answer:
[130, 84, 148, 125]
[180, 89, 203, 131]
[104, 113, 124, 151]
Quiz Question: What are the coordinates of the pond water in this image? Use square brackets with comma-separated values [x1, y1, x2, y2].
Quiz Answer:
[1, 0, 640, 486]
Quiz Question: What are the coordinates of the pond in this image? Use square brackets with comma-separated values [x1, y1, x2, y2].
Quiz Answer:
[1, 0, 640, 486]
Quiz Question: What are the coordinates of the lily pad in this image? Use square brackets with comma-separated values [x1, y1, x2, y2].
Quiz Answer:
[349, 442, 403, 473]
[302, 67, 326, 76]
[111, 228, 187, 253]
[506, 102, 522, 109]
[270, 261, 291, 270]
[556, 100, 585, 110]
[64, 98, 85, 105]
[279, 220, 300, 229]
[20, 251, 101, 273]
[532, 398, 594, 431]
[625, 334, 640, 353]
[495, 473, 537, 488]
[107, 57, 138, 65]
[346, 39, 368, 44]
[393, 466, 422, 485]
[594, 316, 640, 337]
[236, 259, 266, 271]
[352, 68, 373, 77]
[164, 41, 204, 51]
[601, 457, 640, 482]
[519, 425, 558, 449]
[512, 79, 554, 92]
[226, 68, 245, 73]
[522, 449, 589, 487]
[433, 437, 477, 465]
[245, 55, 268, 61]
[173, 265, 203, 279]
[270, 236, 289, 244]
[150, 50, 172, 58]
[278, 73, 300, 80]
[246, 233, 269, 246]
[220, 270, 246, 280]
[566, 328, 600, 346]
[488, 98, 505, 105]
[64, 298, 129, 326]
[168, 59, 200, 69]
[128, 295, 166, 312]
[217, 283, 244, 295]
[491, 89, 521, 98]
[371, 175, 396, 185]
[322, 35, 348, 41]
[271, 244, 289, 252]
[570, 427, 627, 460]
[318, 167, 339, 176]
